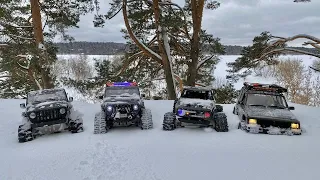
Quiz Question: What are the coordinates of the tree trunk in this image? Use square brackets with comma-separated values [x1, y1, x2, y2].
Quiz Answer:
[186, 0, 205, 86]
[30, 0, 54, 89]
[152, 0, 176, 99]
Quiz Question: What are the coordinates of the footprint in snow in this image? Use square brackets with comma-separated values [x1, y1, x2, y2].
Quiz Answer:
[77, 140, 130, 180]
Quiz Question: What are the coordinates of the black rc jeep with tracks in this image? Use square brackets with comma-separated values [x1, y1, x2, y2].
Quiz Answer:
[18, 88, 84, 143]
[234, 82, 302, 135]
[94, 82, 153, 134]
[163, 86, 229, 132]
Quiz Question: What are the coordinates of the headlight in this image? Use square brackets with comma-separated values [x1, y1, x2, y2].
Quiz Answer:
[29, 112, 36, 119]
[133, 105, 138, 110]
[248, 119, 257, 124]
[177, 109, 184, 116]
[291, 123, 299, 129]
[59, 108, 66, 114]
[107, 105, 113, 111]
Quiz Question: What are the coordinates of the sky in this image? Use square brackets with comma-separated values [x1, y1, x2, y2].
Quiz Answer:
[62, 0, 320, 46]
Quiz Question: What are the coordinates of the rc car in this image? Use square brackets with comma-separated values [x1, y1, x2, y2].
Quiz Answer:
[234, 82, 302, 135]
[18, 88, 84, 143]
[163, 86, 228, 131]
[94, 81, 153, 134]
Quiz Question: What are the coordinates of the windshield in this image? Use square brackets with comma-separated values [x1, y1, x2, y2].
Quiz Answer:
[180, 89, 212, 100]
[246, 93, 287, 108]
[104, 87, 140, 97]
[27, 89, 68, 104]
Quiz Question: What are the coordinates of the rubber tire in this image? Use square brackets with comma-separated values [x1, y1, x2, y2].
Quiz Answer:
[214, 112, 229, 132]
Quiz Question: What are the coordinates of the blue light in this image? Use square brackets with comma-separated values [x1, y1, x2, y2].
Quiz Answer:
[113, 82, 131, 86]
[177, 109, 184, 116]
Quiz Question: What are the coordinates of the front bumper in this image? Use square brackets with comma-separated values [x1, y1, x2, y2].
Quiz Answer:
[245, 124, 302, 135]
[31, 118, 68, 128]
[176, 116, 211, 126]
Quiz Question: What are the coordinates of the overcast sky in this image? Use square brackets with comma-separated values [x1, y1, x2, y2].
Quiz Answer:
[62, 0, 320, 46]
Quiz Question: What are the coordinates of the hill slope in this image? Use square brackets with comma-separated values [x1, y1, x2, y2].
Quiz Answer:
[0, 99, 319, 180]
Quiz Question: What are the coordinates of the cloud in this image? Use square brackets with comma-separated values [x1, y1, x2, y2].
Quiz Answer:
[61, 0, 320, 46]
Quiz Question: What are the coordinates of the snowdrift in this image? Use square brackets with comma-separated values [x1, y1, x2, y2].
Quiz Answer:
[0, 99, 319, 180]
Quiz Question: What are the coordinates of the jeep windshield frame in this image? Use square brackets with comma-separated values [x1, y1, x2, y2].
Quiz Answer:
[244, 91, 289, 108]
[104, 86, 141, 97]
[27, 89, 68, 105]
[180, 89, 214, 100]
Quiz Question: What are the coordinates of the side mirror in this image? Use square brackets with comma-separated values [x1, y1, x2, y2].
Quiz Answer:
[215, 105, 223, 112]
[68, 97, 73, 102]
[141, 94, 146, 98]
[288, 106, 295, 110]
[98, 95, 104, 99]
[20, 103, 26, 109]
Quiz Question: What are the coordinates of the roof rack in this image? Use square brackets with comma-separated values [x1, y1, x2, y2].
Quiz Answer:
[243, 82, 287, 93]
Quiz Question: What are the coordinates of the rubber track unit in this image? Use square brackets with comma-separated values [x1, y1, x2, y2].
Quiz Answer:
[94, 111, 107, 134]
[163, 112, 176, 131]
[18, 125, 34, 143]
[141, 108, 153, 130]
[69, 119, 84, 133]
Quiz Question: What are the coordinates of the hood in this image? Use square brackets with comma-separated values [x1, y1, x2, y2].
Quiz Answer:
[246, 106, 297, 120]
[103, 94, 141, 104]
[27, 101, 69, 112]
[177, 98, 214, 110]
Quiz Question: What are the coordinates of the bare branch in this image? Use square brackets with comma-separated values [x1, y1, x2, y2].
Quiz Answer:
[7, 34, 34, 41]
[107, 7, 123, 20]
[197, 54, 216, 70]
[113, 51, 144, 77]
[122, 0, 162, 64]
[0, 21, 33, 29]
[259, 47, 320, 60]
[33, 72, 42, 90]
[303, 41, 320, 49]
[310, 66, 320, 72]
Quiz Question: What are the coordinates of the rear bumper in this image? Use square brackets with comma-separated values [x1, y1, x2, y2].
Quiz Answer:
[246, 124, 302, 135]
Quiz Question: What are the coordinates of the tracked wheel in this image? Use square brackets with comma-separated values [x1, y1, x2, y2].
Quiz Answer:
[141, 108, 153, 130]
[18, 124, 34, 143]
[163, 112, 176, 131]
[94, 111, 107, 134]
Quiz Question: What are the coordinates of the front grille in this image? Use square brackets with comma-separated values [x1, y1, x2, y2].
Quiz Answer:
[116, 104, 131, 113]
[32, 109, 66, 123]
[257, 119, 292, 128]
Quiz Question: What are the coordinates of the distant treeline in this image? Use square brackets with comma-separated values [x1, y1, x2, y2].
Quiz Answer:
[4, 41, 317, 55]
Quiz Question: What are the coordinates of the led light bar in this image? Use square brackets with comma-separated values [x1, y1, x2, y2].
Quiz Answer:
[106, 82, 137, 87]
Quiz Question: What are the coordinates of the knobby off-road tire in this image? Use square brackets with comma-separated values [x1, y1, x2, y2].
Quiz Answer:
[94, 111, 107, 134]
[141, 108, 153, 130]
[163, 112, 176, 131]
[214, 112, 229, 132]
[18, 124, 34, 143]
[69, 118, 84, 133]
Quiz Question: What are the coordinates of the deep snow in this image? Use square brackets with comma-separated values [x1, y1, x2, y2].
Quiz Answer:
[0, 99, 320, 180]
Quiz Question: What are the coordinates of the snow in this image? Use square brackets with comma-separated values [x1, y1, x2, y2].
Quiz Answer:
[178, 97, 214, 109]
[2, 54, 317, 179]
[0, 99, 320, 180]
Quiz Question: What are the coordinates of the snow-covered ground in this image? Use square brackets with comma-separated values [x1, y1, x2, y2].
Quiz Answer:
[0, 99, 319, 180]
[1, 54, 319, 180]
